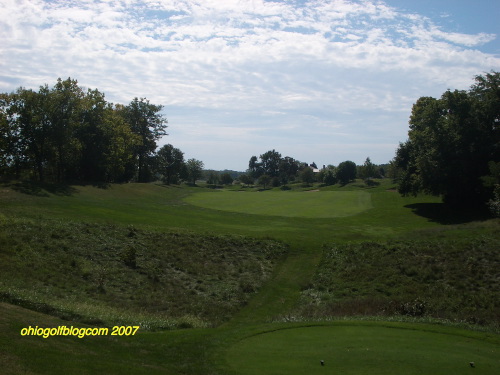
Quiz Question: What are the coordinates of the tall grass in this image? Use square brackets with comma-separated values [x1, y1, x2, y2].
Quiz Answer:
[294, 224, 500, 329]
[0, 216, 287, 329]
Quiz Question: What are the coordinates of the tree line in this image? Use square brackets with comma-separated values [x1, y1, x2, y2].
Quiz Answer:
[0, 78, 204, 184]
[239, 150, 386, 188]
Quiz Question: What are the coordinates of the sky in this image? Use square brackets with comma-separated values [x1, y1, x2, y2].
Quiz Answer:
[1, 0, 499, 171]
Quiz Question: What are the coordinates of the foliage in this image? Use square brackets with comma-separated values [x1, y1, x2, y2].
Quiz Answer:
[297, 232, 500, 326]
[238, 174, 254, 186]
[487, 185, 500, 217]
[120, 97, 168, 182]
[248, 151, 301, 184]
[318, 165, 337, 185]
[185, 158, 204, 184]
[300, 166, 315, 185]
[279, 156, 300, 184]
[0, 78, 166, 183]
[156, 144, 185, 185]
[358, 157, 379, 179]
[258, 174, 271, 189]
[0, 218, 287, 328]
[395, 72, 500, 207]
[205, 170, 220, 185]
[336, 160, 357, 185]
[220, 172, 234, 185]
[259, 149, 282, 177]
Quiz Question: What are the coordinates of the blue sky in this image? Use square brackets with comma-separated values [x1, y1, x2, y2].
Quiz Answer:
[1, 0, 499, 171]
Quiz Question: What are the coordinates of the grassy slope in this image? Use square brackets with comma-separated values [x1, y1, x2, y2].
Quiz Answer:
[0, 219, 288, 329]
[1, 179, 498, 374]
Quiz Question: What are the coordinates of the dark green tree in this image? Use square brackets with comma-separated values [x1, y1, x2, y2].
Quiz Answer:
[238, 174, 254, 186]
[186, 158, 204, 185]
[337, 160, 357, 185]
[248, 155, 262, 179]
[320, 166, 337, 185]
[49, 78, 86, 182]
[220, 172, 234, 185]
[300, 167, 315, 185]
[260, 149, 282, 177]
[3, 88, 50, 181]
[123, 98, 168, 182]
[258, 174, 271, 189]
[279, 156, 299, 184]
[395, 72, 499, 206]
[206, 170, 220, 185]
[0, 94, 11, 175]
[358, 157, 378, 180]
[78, 88, 139, 182]
[156, 144, 185, 185]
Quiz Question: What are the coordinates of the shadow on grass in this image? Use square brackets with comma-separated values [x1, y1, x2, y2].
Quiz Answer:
[9, 181, 78, 197]
[405, 202, 491, 225]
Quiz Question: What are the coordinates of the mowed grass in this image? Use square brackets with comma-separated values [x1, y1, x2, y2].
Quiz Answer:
[224, 323, 500, 375]
[185, 190, 373, 218]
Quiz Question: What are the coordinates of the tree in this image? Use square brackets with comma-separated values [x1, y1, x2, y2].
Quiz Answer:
[123, 97, 168, 182]
[260, 149, 282, 177]
[2, 79, 86, 182]
[220, 172, 233, 185]
[248, 155, 262, 178]
[358, 157, 378, 180]
[3, 88, 49, 181]
[78, 88, 140, 182]
[156, 144, 185, 185]
[186, 158, 204, 185]
[320, 166, 337, 185]
[337, 160, 357, 185]
[395, 72, 499, 206]
[386, 160, 402, 182]
[300, 167, 315, 185]
[238, 174, 254, 186]
[247, 151, 302, 185]
[0, 78, 171, 184]
[49, 78, 86, 182]
[483, 161, 500, 216]
[206, 171, 220, 185]
[0, 92, 21, 177]
[279, 156, 299, 184]
[258, 174, 271, 189]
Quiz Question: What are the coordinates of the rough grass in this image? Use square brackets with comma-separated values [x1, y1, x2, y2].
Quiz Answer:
[0, 217, 287, 329]
[294, 225, 500, 328]
[184, 190, 373, 218]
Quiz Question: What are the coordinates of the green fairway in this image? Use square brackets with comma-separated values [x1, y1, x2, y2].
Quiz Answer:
[184, 190, 373, 218]
[225, 324, 500, 375]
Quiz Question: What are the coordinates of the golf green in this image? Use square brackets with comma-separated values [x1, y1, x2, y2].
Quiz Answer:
[185, 191, 373, 218]
[225, 325, 500, 375]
